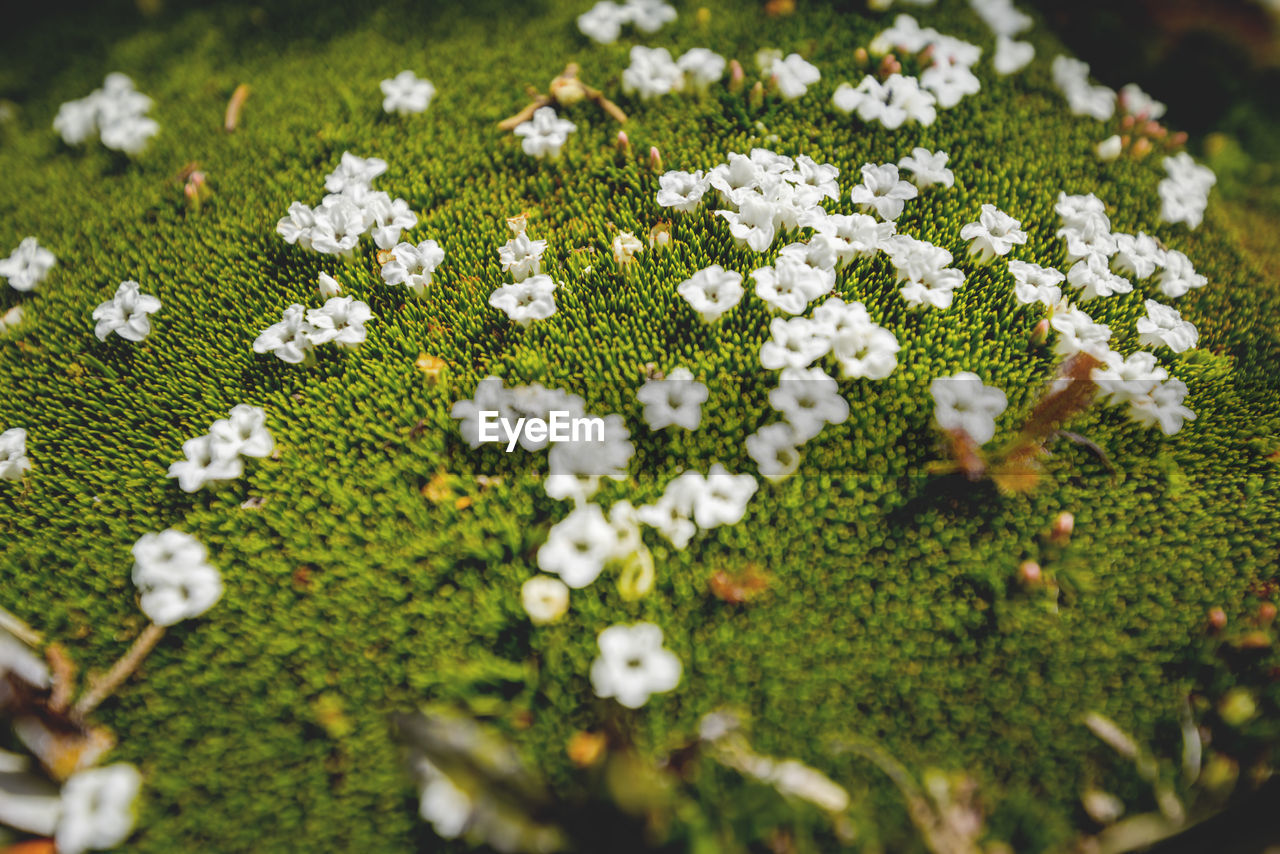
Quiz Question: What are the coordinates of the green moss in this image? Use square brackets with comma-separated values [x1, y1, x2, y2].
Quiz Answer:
[1, 0, 1278, 851]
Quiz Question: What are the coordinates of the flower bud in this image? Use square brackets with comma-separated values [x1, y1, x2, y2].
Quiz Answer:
[615, 130, 630, 152]
[1208, 607, 1227, 631]
[1049, 511, 1074, 545]
[1031, 317, 1050, 346]
[648, 145, 663, 172]
[1018, 561, 1042, 586]
[728, 59, 745, 92]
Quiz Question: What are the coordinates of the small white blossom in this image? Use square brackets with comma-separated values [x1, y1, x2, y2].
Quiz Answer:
[306, 297, 372, 349]
[771, 54, 821, 100]
[612, 231, 644, 268]
[785, 155, 840, 203]
[717, 194, 778, 252]
[366, 195, 418, 250]
[1096, 135, 1123, 162]
[1007, 260, 1065, 307]
[498, 232, 547, 281]
[308, 196, 366, 256]
[1051, 303, 1112, 360]
[636, 472, 702, 548]
[577, 0, 630, 43]
[1156, 249, 1206, 298]
[1159, 153, 1215, 229]
[324, 152, 387, 194]
[622, 46, 684, 100]
[209, 405, 274, 460]
[971, 0, 1032, 35]
[417, 761, 472, 839]
[900, 266, 965, 310]
[1118, 83, 1166, 120]
[626, 0, 677, 33]
[166, 434, 243, 493]
[959, 204, 1027, 262]
[993, 36, 1035, 75]
[92, 280, 161, 342]
[850, 163, 918, 222]
[752, 256, 830, 315]
[677, 48, 727, 90]
[489, 274, 558, 326]
[538, 504, 618, 589]
[636, 367, 708, 430]
[898, 148, 954, 189]
[54, 74, 158, 154]
[1051, 56, 1116, 121]
[692, 464, 759, 528]
[1129, 378, 1195, 435]
[708, 152, 763, 203]
[1067, 253, 1132, 300]
[131, 530, 223, 626]
[276, 202, 318, 250]
[768, 366, 849, 442]
[930, 371, 1007, 444]
[1091, 350, 1168, 406]
[812, 213, 895, 262]
[759, 316, 831, 370]
[0, 428, 32, 481]
[253, 304, 316, 363]
[590, 622, 681, 709]
[0, 238, 56, 292]
[833, 74, 937, 129]
[677, 265, 744, 322]
[513, 107, 576, 160]
[1136, 299, 1198, 353]
[55, 764, 142, 854]
[317, 271, 343, 298]
[381, 239, 446, 295]
[1112, 232, 1163, 278]
[746, 423, 802, 481]
[656, 169, 709, 212]
[0, 305, 25, 335]
[545, 413, 633, 503]
[521, 576, 570, 625]
[921, 60, 980, 109]
[815, 298, 900, 379]
[380, 70, 435, 115]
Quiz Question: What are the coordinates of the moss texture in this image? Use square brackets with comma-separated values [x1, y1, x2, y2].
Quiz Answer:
[1, 0, 1279, 851]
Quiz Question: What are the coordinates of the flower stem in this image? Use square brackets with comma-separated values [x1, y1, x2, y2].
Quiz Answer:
[73, 623, 166, 719]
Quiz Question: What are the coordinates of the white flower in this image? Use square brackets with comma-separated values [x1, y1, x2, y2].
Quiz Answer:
[717, 194, 778, 252]
[771, 54, 820, 100]
[99, 114, 160, 156]
[0, 428, 32, 481]
[1051, 56, 1116, 121]
[131, 529, 223, 625]
[1091, 350, 1168, 406]
[1096, 135, 1123, 162]
[380, 70, 435, 115]
[752, 256, 830, 315]
[306, 297, 372, 349]
[1136, 299, 1198, 353]
[276, 202, 318, 250]
[612, 231, 644, 267]
[622, 46, 684, 100]
[489, 274, 558, 325]
[656, 169, 708, 213]
[366, 195, 418, 250]
[759, 316, 832, 370]
[1007, 260, 1065, 307]
[324, 152, 387, 194]
[92, 280, 161, 342]
[514, 106, 577, 160]
[1056, 191, 1109, 229]
[677, 265, 744, 322]
[678, 48, 727, 90]
[993, 36, 1035, 75]
[381, 239, 446, 295]
[521, 576, 570, 625]
[309, 196, 366, 256]
[898, 148, 954, 189]
[1067, 253, 1132, 300]
[1050, 303, 1112, 360]
[590, 622, 681, 709]
[55, 764, 142, 854]
[971, 0, 1031, 35]
[316, 271, 343, 298]
[577, 0, 630, 43]
[815, 299, 900, 379]
[768, 366, 849, 442]
[417, 763, 472, 839]
[850, 163, 918, 222]
[693, 464, 759, 528]
[0, 237, 56, 292]
[167, 434, 243, 493]
[883, 234, 951, 283]
[959, 204, 1027, 262]
[746, 423, 802, 481]
[636, 367, 708, 430]
[53, 98, 100, 145]
[636, 472, 703, 548]
[1111, 232, 1162, 278]
[1118, 83, 1166, 120]
[626, 0, 677, 33]
[812, 213, 895, 262]
[54, 74, 159, 155]
[833, 74, 937, 129]
[450, 377, 515, 448]
[776, 240, 838, 288]
[545, 413, 633, 502]
[756, 48, 784, 75]
[930, 371, 1007, 444]
[921, 60, 980, 108]
[253, 304, 316, 363]
[209, 405, 274, 460]
[1129, 378, 1195, 435]
[1156, 249, 1207, 298]
[538, 504, 618, 589]
[0, 305, 25, 335]
[900, 266, 965, 310]
[708, 152, 764, 203]
[1159, 153, 1215, 229]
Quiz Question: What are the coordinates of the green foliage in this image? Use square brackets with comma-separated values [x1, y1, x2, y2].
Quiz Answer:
[0, 0, 1278, 851]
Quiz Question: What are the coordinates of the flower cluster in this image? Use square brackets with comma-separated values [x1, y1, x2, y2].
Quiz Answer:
[131, 529, 223, 626]
[92, 280, 161, 343]
[0, 238, 56, 293]
[167, 404, 274, 493]
[968, 0, 1035, 75]
[621, 46, 730, 100]
[0, 427, 31, 481]
[577, 0, 676, 44]
[380, 240, 446, 297]
[53, 73, 159, 155]
[1159, 152, 1215, 229]
[1051, 56, 1116, 121]
[253, 289, 373, 364]
[833, 15, 983, 128]
[276, 152, 418, 255]
[513, 107, 577, 160]
[380, 70, 435, 115]
[1091, 351, 1196, 435]
[757, 51, 822, 101]
[636, 466, 758, 549]
[489, 219, 559, 325]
